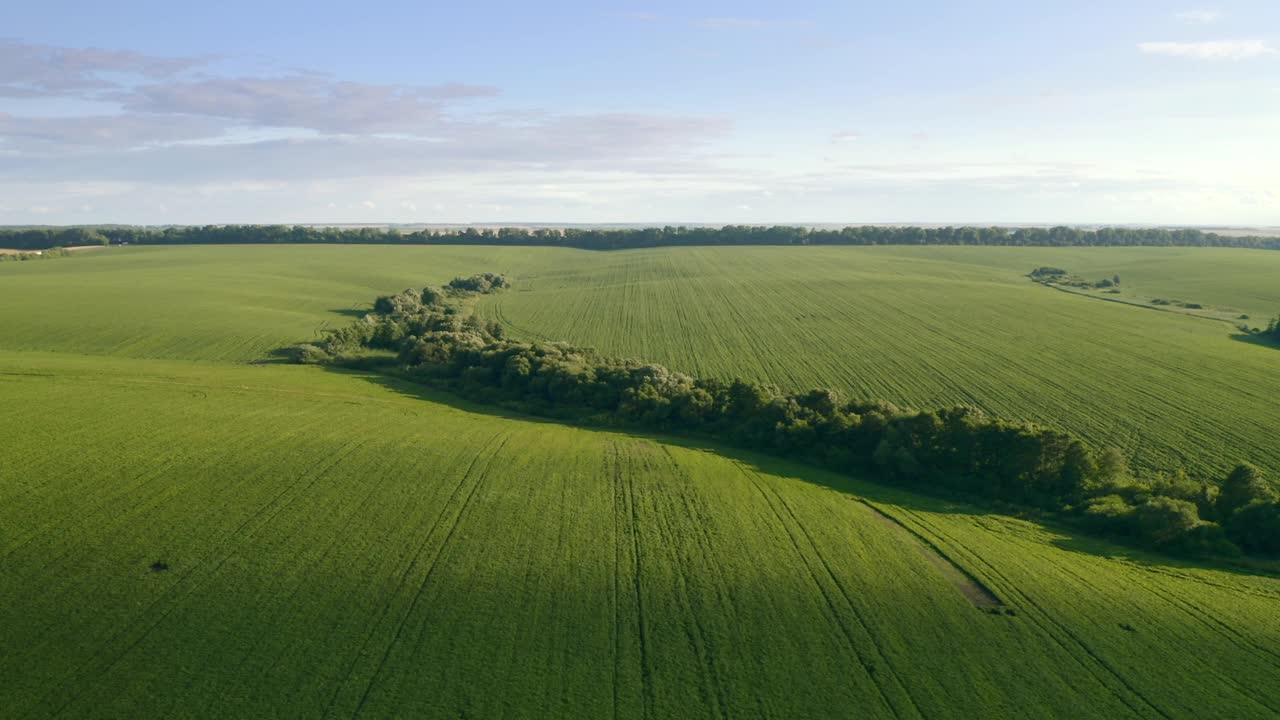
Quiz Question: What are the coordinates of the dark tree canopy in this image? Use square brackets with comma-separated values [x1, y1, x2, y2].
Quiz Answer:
[4, 224, 1280, 252]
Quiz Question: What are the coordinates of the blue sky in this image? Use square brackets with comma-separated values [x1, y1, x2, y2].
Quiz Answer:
[2, 1, 1277, 225]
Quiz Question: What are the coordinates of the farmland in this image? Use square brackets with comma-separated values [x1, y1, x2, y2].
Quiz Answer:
[2, 245, 1280, 718]
[476, 245, 1280, 480]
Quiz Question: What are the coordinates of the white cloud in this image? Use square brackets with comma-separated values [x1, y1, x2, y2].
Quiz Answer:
[1175, 10, 1220, 24]
[360, 200, 377, 209]
[831, 130, 861, 144]
[1138, 39, 1275, 60]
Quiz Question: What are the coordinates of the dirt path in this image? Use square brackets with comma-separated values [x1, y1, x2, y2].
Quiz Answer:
[860, 500, 1004, 609]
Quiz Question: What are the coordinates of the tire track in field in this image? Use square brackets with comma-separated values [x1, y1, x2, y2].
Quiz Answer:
[1133, 564, 1280, 602]
[855, 499, 1003, 609]
[610, 442, 655, 720]
[739, 466, 917, 720]
[887, 506, 1171, 720]
[206, 446, 414, 705]
[35, 435, 369, 720]
[346, 433, 511, 719]
[319, 432, 504, 719]
[642, 446, 728, 720]
[1007, 538, 1280, 715]
[896, 509, 1160, 718]
[609, 444, 623, 720]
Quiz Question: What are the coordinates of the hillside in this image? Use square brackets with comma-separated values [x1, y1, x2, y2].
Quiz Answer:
[2, 246, 1279, 718]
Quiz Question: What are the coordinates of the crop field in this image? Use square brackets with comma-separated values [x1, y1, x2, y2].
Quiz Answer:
[2, 245, 1280, 718]
[0, 244, 571, 362]
[476, 245, 1280, 480]
[2, 352, 1279, 718]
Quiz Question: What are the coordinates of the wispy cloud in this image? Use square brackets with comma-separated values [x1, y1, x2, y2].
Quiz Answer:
[114, 76, 497, 135]
[1175, 10, 1221, 24]
[1138, 39, 1275, 60]
[0, 38, 204, 97]
[0, 112, 226, 147]
[0, 40, 727, 173]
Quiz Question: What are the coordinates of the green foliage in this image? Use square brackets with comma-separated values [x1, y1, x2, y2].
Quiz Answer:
[1082, 494, 1136, 533]
[448, 272, 512, 293]
[1029, 266, 1068, 279]
[291, 343, 331, 364]
[1225, 501, 1280, 555]
[1134, 496, 1202, 545]
[1217, 463, 1276, 518]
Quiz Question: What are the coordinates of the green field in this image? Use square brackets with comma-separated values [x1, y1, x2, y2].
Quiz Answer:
[476, 245, 1280, 480]
[2, 245, 1280, 718]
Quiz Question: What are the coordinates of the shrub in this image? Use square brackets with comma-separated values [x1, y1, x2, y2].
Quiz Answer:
[292, 344, 331, 364]
[1082, 495, 1136, 533]
[1225, 502, 1280, 555]
[1217, 463, 1275, 518]
[1135, 497, 1201, 545]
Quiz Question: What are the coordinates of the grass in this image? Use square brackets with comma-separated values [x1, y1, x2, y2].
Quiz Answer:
[2, 352, 1279, 718]
[2, 244, 1280, 717]
[475, 245, 1280, 480]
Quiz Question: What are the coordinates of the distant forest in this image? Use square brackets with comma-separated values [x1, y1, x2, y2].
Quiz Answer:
[2, 224, 1280, 252]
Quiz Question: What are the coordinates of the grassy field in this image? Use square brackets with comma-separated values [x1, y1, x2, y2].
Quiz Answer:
[0, 245, 567, 362]
[476, 245, 1280, 480]
[2, 244, 1280, 717]
[2, 352, 1278, 718]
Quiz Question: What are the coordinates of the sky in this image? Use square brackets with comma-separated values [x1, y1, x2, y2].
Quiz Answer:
[1, 1, 1277, 225]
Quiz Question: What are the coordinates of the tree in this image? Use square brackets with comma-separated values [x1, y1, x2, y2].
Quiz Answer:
[1113, 274, 1121, 286]
[1083, 494, 1135, 533]
[1135, 497, 1201, 545]
[1225, 502, 1280, 555]
[1217, 463, 1276, 518]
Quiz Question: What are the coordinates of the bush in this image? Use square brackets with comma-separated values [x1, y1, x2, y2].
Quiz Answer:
[1135, 497, 1201, 545]
[1217, 463, 1275, 518]
[1225, 501, 1280, 555]
[292, 344, 331, 364]
[1082, 495, 1136, 533]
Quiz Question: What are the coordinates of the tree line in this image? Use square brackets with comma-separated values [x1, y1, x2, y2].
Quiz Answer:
[0, 228, 110, 251]
[4, 224, 1280, 252]
[293, 275, 1280, 560]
